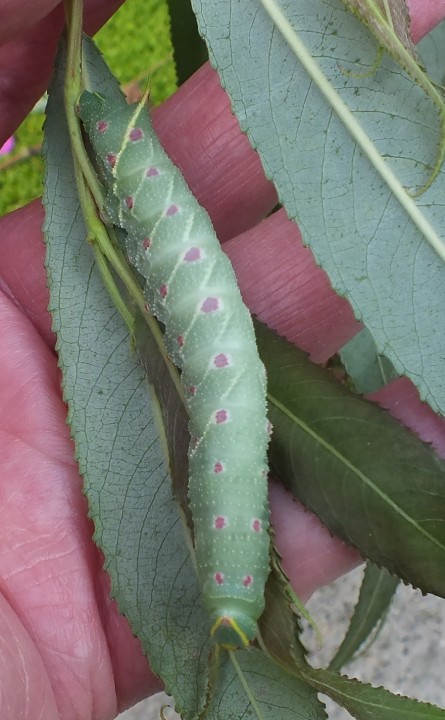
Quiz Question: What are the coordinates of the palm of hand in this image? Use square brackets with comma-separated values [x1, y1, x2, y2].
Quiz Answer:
[0, 205, 158, 717]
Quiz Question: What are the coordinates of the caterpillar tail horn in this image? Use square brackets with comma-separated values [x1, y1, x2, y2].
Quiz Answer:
[210, 611, 257, 649]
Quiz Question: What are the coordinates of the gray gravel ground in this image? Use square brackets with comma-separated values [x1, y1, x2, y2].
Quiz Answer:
[118, 565, 445, 719]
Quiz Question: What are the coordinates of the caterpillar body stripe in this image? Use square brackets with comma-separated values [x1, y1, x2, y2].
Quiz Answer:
[78, 92, 271, 648]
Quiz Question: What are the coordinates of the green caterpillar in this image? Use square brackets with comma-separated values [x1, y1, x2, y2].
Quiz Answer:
[78, 91, 271, 648]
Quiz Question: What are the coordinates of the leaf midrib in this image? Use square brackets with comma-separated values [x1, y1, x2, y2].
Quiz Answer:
[268, 390, 445, 554]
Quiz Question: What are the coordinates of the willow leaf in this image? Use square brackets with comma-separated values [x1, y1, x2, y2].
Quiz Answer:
[329, 563, 399, 671]
[205, 648, 327, 720]
[192, 0, 445, 417]
[254, 320, 445, 597]
[295, 663, 445, 720]
[257, 0, 445, 251]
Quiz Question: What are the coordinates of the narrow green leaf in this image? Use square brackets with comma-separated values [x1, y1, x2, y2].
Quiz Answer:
[340, 328, 399, 394]
[329, 563, 399, 671]
[254, 320, 445, 598]
[166, 0, 208, 84]
[43, 36, 211, 719]
[297, 663, 445, 720]
[259, 551, 312, 668]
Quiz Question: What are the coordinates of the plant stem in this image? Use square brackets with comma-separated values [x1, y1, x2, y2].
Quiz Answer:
[64, 0, 104, 207]
[62, 0, 184, 398]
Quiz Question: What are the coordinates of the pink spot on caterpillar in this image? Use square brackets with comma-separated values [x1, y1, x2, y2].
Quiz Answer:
[214, 516, 227, 529]
[183, 247, 201, 262]
[125, 197, 134, 210]
[188, 385, 197, 396]
[201, 297, 220, 314]
[106, 153, 117, 168]
[129, 127, 143, 141]
[96, 120, 108, 133]
[252, 519, 262, 533]
[143, 238, 151, 250]
[165, 204, 179, 216]
[243, 575, 254, 588]
[213, 353, 229, 368]
[214, 409, 228, 425]
[159, 284, 168, 299]
[213, 462, 224, 474]
[214, 572, 225, 586]
[177, 335, 184, 348]
[145, 166, 159, 177]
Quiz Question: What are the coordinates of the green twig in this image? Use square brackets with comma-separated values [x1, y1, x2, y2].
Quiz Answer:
[62, 0, 184, 400]
[64, 0, 104, 207]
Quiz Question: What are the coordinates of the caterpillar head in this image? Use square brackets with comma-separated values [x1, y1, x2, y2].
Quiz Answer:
[210, 609, 257, 650]
[78, 91, 106, 133]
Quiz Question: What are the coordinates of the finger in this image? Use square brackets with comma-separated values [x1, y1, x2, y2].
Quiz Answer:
[269, 482, 362, 603]
[153, 62, 278, 240]
[0, 0, 124, 143]
[0, 203, 54, 348]
[0, 0, 59, 45]
[408, 0, 445, 41]
[369, 377, 445, 458]
[224, 208, 362, 363]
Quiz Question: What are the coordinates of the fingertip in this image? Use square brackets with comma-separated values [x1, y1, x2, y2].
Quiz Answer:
[407, 0, 445, 42]
[153, 63, 277, 240]
[269, 480, 362, 602]
[225, 208, 362, 362]
[368, 376, 445, 459]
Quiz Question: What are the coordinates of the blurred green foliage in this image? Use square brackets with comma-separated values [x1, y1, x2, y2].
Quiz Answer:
[0, 0, 176, 216]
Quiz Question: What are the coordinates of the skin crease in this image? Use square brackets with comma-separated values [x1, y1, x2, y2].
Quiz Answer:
[1, 1, 445, 718]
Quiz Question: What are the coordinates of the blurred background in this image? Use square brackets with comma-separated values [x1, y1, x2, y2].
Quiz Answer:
[0, 0, 176, 216]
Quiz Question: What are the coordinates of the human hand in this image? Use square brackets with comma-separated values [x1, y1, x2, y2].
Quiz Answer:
[1, 1, 445, 719]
